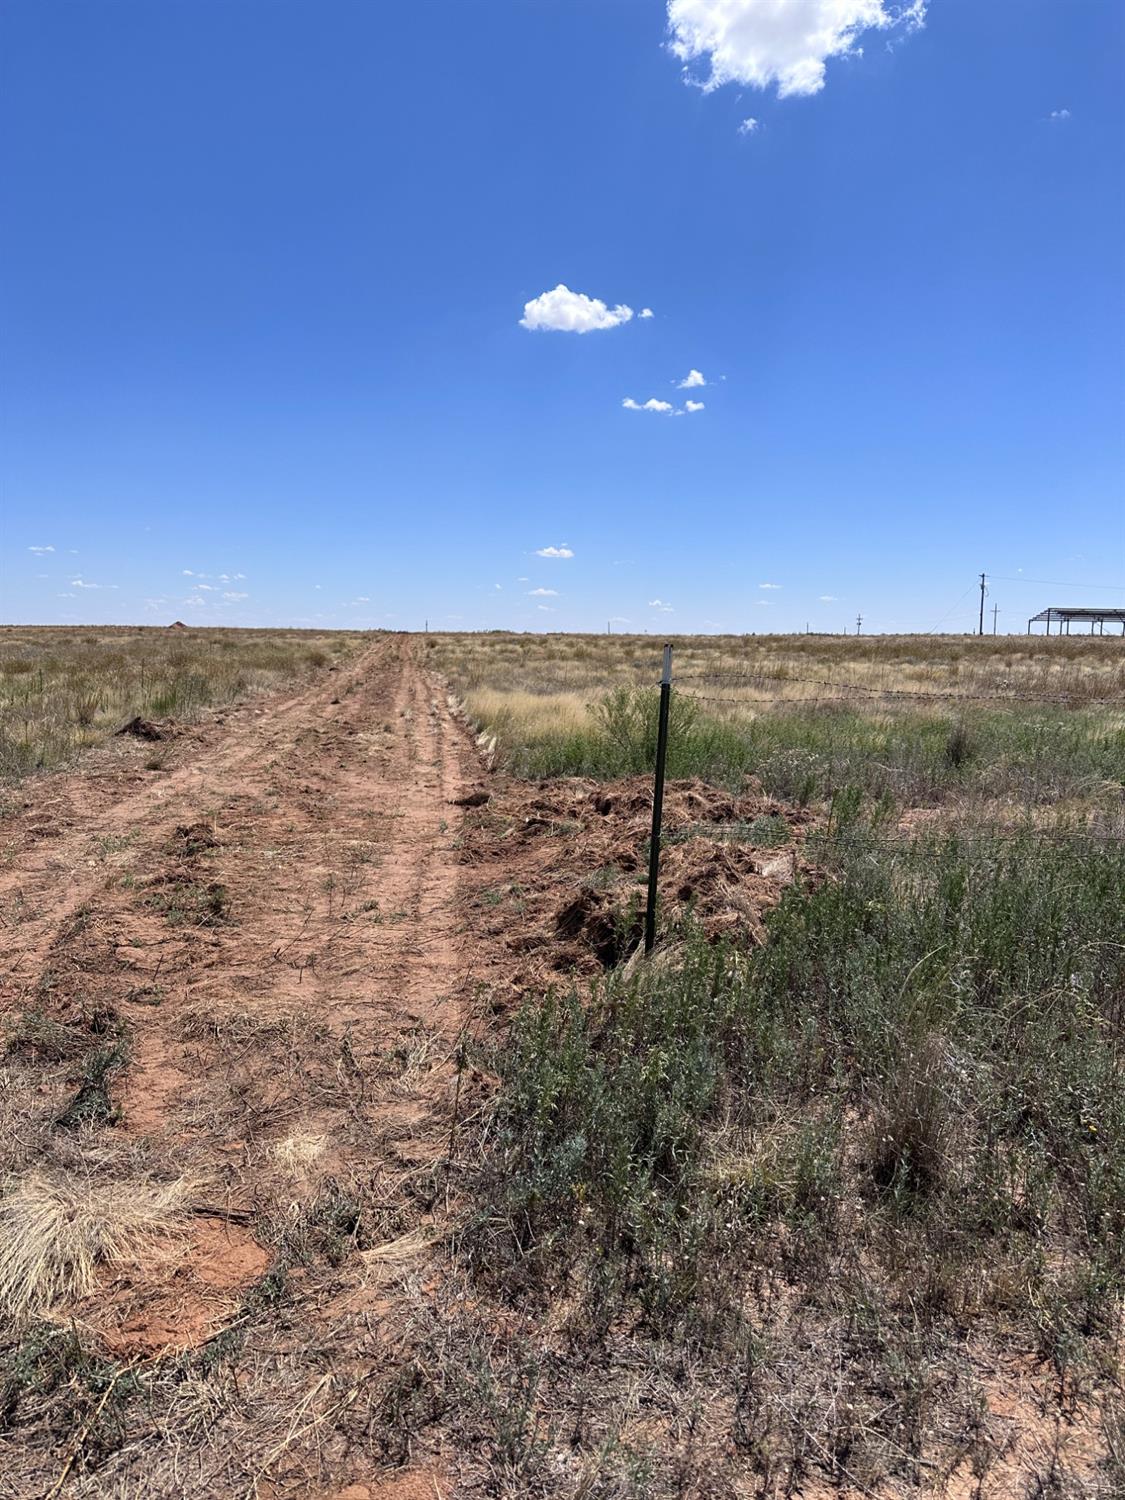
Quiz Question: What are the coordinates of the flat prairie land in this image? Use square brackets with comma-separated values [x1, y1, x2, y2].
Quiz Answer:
[1, 628, 1123, 1499]
[0, 624, 368, 780]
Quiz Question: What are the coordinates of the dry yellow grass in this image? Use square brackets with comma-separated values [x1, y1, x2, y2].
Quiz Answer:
[0, 624, 368, 780]
[0, 1171, 190, 1319]
[430, 629, 1125, 710]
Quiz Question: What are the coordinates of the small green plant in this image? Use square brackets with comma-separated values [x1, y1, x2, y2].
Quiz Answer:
[55, 1042, 128, 1129]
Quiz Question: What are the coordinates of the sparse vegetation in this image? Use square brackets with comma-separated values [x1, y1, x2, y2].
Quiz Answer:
[0, 625, 366, 779]
[0, 629, 1121, 1496]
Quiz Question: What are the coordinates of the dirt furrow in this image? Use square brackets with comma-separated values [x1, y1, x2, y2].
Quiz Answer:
[1, 638, 480, 1372]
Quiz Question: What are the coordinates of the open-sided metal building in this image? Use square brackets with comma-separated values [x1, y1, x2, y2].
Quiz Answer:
[1027, 606, 1125, 636]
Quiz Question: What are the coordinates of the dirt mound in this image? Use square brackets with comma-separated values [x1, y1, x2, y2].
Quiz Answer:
[458, 773, 818, 999]
[115, 716, 167, 741]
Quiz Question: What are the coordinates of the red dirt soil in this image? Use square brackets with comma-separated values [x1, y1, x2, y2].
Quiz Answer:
[0, 637, 1110, 1498]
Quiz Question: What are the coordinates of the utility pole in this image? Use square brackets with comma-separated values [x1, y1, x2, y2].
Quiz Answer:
[978, 573, 986, 636]
[991, 603, 1000, 635]
[855, 612, 862, 636]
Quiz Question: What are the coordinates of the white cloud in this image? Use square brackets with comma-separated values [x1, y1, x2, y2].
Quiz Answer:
[639, 307, 655, 319]
[648, 598, 674, 612]
[193, 583, 217, 591]
[537, 605, 554, 612]
[667, 0, 926, 99]
[535, 545, 574, 558]
[57, 592, 77, 598]
[623, 397, 675, 413]
[520, 284, 634, 333]
[528, 587, 559, 597]
[182, 569, 197, 576]
[759, 582, 782, 589]
[678, 369, 706, 388]
[71, 577, 117, 590]
[739, 116, 760, 134]
[819, 594, 837, 601]
[684, 399, 705, 413]
[28, 544, 55, 554]
[1049, 108, 1071, 122]
[223, 591, 249, 601]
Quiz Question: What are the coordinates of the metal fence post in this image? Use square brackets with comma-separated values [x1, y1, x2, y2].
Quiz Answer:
[644, 643, 673, 955]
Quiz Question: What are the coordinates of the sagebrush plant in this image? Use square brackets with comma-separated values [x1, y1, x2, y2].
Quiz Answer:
[471, 829, 1125, 1362]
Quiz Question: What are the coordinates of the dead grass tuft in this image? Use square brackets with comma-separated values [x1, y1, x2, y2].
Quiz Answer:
[0, 1171, 190, 1318]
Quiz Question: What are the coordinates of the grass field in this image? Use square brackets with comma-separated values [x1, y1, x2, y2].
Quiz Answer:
[1, 627, 1123, 1493]
[430, 630, 1125, 825]
[0, 625, 368, 780]
[434, 630, 1125, 1493]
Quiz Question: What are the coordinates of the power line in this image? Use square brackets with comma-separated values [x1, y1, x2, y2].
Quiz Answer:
[989, 575, 1125, 594]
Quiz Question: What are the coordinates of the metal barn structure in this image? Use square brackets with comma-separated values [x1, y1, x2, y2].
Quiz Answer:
[1027, 606, 1125, 636]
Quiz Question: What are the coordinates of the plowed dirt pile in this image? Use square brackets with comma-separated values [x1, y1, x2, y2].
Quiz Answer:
[455, 773, 818, 1002]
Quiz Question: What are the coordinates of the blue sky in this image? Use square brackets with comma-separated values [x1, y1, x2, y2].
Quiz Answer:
[2, 0, 1122, 635]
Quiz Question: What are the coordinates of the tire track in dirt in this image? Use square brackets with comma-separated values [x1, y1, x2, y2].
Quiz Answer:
[0, 638, 481, 1365]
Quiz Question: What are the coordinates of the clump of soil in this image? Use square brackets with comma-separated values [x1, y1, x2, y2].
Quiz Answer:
[458, 774, 818, 1001]
[115, 716, 168, 741]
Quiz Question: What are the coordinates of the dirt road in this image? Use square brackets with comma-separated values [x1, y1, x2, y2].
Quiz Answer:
[0, 636, 489, 1495]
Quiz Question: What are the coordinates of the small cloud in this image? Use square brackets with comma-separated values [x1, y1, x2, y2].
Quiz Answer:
[517, 576, 529, 582]
[193, 583, 217, 591]
[223, 591, 249, 601]
[623, 397, 674, 413]
[520, 283, 633, 333]
[678, 369, 706, 388]
[739, 117, 760, 134]
[528, 587, 559, 597]
[1049, 108, 1071, 121]
[353, 596, 370, 603]
[28, 544, 55, 554]
[57, 592, 77, 598]
[609, 615, 630, 624]
[639, 307, 654, 319]
[537, 604, 554, 612]
[759, 582, 782, 590]
[535, 545, 574, 558]
[71, 577, 117, 590]
[494, 583, 502, 590]
[684, 399, 704, 413]
[648, 598, 674, 612]
[819, 594, 837, 602]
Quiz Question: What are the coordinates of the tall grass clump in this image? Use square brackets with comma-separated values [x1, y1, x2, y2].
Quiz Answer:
[471, 828, 1125, 1360]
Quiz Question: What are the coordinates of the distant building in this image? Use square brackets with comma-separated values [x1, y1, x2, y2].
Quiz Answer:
[1028, 606, 1125, 636]
[167, 620, 188, 631]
